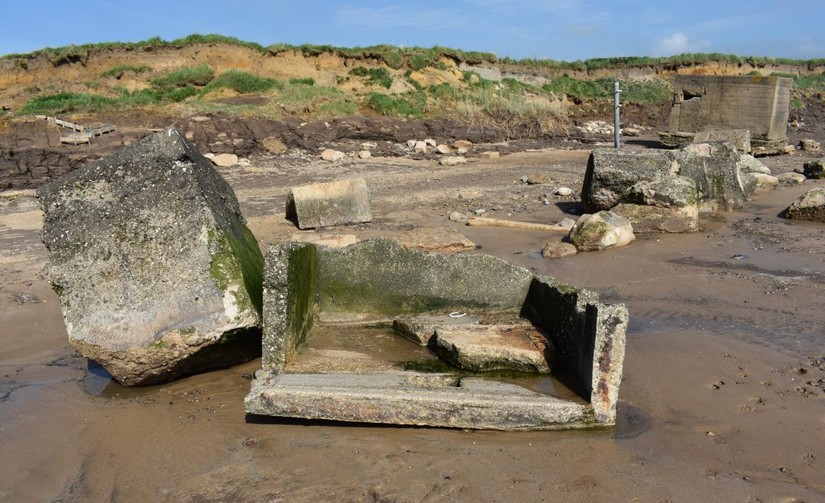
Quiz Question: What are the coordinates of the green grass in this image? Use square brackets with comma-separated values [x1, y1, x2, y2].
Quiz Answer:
[542, 76, 672, 104]
[203, 70, 280, 94]
[288, 77, 315, 86]
[275, 83, 357, 118]
[367, 92, 425, 118]
[350, 67, 393, 88]
[152, 65, 214, 87]
[101, 64, 151, 78]
[20, 92, 118, 114]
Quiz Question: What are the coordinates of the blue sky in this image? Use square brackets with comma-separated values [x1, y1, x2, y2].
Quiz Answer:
[2, 0, 822, 60]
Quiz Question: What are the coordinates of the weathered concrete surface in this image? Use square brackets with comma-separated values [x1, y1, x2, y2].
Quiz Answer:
[612, 203, 698, 233]
[664, 75, 792, 149]
[520, 276, 628, 423]
[569, 211, 635, 252]
[393, 227, 475, 253]
[784, 187, 825, 223]
[672, 142, 754, 211]
[38, 128, 264, 385]
[693, 129, 751, 154]
[245, 371, 591, 431]
[285, 178, 372, 229]
[249, 238, 628, 428]
[393, 313, 480, 346]
[434, 324, 550, 373]
[581, 149, 674, 213]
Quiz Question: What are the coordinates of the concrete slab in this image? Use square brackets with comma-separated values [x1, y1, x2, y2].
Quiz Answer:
[245, 371, 590, 431]
[393, 313, 481, 346]
[285, 178, 372, 229]
[434, 324, 550, 373]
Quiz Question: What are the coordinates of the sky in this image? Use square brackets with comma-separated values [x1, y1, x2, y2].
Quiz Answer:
[2, 0, 823, 61]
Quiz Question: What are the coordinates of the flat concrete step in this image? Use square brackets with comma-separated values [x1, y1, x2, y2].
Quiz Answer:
[245, 371, 592, 431]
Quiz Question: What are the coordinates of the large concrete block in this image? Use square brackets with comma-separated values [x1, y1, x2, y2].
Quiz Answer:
[285, 178, 372, 229]
[38, 129, 264, 385]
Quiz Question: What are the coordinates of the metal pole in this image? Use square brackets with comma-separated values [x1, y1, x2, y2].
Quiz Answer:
[614, 80, 621, 149]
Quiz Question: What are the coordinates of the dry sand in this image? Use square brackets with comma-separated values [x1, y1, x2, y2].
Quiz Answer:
[1, 145, 823, 502]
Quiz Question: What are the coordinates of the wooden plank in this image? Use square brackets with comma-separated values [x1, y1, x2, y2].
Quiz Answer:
[466, 217, 571, 233]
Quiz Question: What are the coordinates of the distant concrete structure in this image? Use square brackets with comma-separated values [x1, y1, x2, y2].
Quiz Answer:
[660, 75, 792, 153]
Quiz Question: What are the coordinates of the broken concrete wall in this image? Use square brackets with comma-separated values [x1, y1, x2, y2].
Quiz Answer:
[285, 178, 372, 229]
[665, 75, 792, 149]
[520, 276, 628, 423]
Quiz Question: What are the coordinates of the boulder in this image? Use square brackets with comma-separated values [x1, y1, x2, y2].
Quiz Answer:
[285, 178, 372, 229]
[413, 141, 428, 153]
[612, 203, 698, 234]
[569, 211, 635, 252]
[321, 149, 345, 161]
[541, 241, 578, 259]
[750, 173, 779, 194]
[672, 142, 754, 211]
[581, 149, 674, 212]
[357, 150, 371, 159]
[37, 129, 264, 385]
[434, 324, 550, 373]
[737, 154, 771, 175]
[800, 138, 821, 152]
[262, 136, 288, 154]
[693, 129, 752, 154]
[211, 153, 239, 167]
[783, 187, 825, 222]
[436, 144, 452, 155]
[622, 174, 697, 209]
[803, 159, 825, 179]
[776, 172, 806, 186]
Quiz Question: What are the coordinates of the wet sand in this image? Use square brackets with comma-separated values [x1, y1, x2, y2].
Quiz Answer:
[1, 146, 823, 502]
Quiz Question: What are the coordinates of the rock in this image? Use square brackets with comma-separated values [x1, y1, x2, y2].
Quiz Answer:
[289, 233, 358, 248]
[434, 324, 550, 373]
[776, 172, 806, 186]
[393, 313, 480, 346]
[357, 150, 372, 159]
[321, 149, 345, 161]
[623, 174, 697, 209]
[394, 227, 475, 253]
[569, 211, 635, 252]
[612, 203, 698, 233]
[424, 139, 437, 147]
[526, 172, 549, 185]
[286, 178, 372, 229]
[361, 142, 377, 149]
[784, 187, 825, 222]
[203, 152, 216, 160]
[581, 149, 673, 212]
[262, 137, 288, 154]
[406, 140, 417, 148]
[478, 151, 500, 159]
[413, 141, 428, 153]
[448, 211, 464, 222]
[693, 129, 752, 154]
[555, 187, 574, 197]
[622, 127, 640, 137]
[452, 140, 473, 152]
[440, 156, 466, 166]
[436, 144, 452, 155]
[37, 129, 264, 386]
[750, 173, 779, 193]
[803, 159, 825, 179]
[673, 142, 753, 211]
[211, 153, 239, 167]
[737, 154, 771, 175]
[556, 217, 577, 229]
[800, 138, 821, 151]
[541, 241, 578, 259]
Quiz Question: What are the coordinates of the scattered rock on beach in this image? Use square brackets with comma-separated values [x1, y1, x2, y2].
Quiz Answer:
[784, 187, 825, 222]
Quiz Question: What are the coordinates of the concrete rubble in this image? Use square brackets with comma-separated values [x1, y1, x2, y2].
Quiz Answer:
[285, 178, 372, 229]
[245, 238, 628, 430]
[37, 129, 264, 385]
[784, 187, 825, 223]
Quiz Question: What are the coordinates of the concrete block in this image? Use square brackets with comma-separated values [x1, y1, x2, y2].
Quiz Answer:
[434, 324, 550, 373]
[286, 178, 372, 229]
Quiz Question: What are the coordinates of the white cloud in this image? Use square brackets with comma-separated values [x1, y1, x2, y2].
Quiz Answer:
[654, 32, 691, 56]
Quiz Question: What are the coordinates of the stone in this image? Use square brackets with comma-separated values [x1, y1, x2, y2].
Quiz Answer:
[672, 142, 754, 211]
[262, 137, 288, 154]
[452, 140, 473, 151]
[693, 129, 752, 154]
[320, 149, 345, 161]
[394, 227, 475, 253]
[435, 324, 550, 373]
[556, 217, 577, 229]
[776, 172, 806, 186]
[286, 178, 372, 229]
[623, 174, 697, 209]
[803, 159, 825, 179]
[783, 187, 825, 222]
[541, 241, 578, 259]
[448, 211, 464, 222]
[569, 211, 635, 252]
[424, 138, 437, 147]
[289, 233, 358, 248]
[612, 203, 698, 233]
[750, 173, 779, 194]
[478, 151, 500, 160]
[37, 129, 263, 386]
[622, 127, 640, 137]
[413, 141, 428, 153]
[555, 187, 574, 197]
[526, 172, 549, 185]
[436, 144, 452, 155]
[581, 149, 674, 212]
[357, 150, 371, 159]
[393, 313, 480, 346]
[440, 156, 466, 166]
[737, 154, 771, 175]
[406, 139, 417, 148]
[800, 138, 821, 151]
[211, 153, 239, 167]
